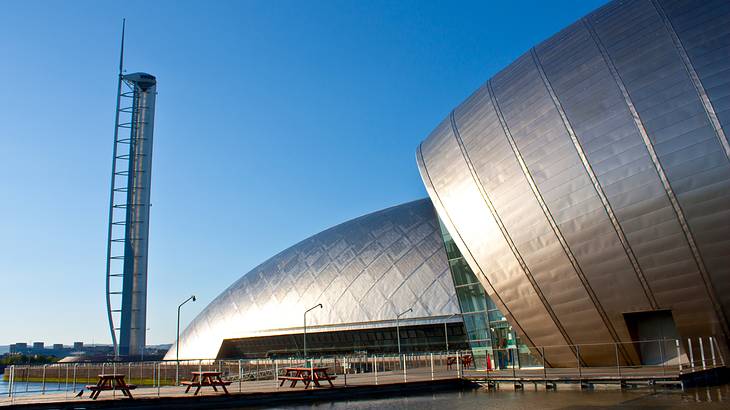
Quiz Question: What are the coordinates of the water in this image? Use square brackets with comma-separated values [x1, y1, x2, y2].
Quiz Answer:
[269, 385, 730, 409]
[0, 378, 86, 397]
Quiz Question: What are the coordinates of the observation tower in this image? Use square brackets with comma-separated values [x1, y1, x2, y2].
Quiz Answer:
[104, 20, 157, 359]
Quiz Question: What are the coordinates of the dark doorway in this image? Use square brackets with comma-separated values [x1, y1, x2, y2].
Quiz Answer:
[624, 310, 679, 365]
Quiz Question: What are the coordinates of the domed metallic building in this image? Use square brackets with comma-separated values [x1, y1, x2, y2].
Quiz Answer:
[168, 0, 729, 366]
[167, 199, 466, 360]
[418, 0, 730, 366]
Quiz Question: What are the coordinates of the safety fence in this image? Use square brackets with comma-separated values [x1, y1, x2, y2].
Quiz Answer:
[1, 337, 725, 406]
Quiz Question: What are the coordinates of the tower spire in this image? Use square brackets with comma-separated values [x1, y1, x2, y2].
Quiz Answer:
[119, 18, 125, 76]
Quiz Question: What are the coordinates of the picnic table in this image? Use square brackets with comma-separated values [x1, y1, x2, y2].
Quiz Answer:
[446, 354, 473, 369]
[85, 374, 136, 400]
[182, 371, 232, 395]
[279, 367, 337, 388]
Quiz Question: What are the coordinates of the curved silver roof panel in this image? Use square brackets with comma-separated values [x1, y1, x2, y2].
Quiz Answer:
[166, 199, 459, 360]
[417, 0, 730, 365]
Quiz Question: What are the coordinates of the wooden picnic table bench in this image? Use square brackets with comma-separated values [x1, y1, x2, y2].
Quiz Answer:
[182, 371, 231, 395]
[447, 354, 474, 369]
[85, 374, 136, 400]
[279, 367, 336, 388]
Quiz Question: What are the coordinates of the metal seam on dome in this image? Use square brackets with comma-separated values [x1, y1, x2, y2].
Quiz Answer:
[529, 47, 659, 310]
[364, 235, 442, 313]
[329, 268, 373, 322]
[447, 109, 576, 352]
[417, 143, 537, 352]
[416, 143, 545, 363]
[583, 15, 730, 340]
[487, 78, 620, 352]
[651, 0, 730, 162]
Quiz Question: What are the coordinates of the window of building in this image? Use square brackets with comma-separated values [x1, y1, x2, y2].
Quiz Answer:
[438, 218, 540, 369]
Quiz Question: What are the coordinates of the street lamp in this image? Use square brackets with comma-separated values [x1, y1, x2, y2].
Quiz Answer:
[444, 313, 461, 352]
[303, 303, 322, 358]
[396, 308, 413, 356]
[176, 295, 196, 384]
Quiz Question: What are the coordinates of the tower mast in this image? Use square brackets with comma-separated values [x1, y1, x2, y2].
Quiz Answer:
[105, 20, 157, 359]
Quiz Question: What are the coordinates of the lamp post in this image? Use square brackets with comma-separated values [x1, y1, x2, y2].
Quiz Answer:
[396, 308, 413, 356]
[444, 313, 460, 352]
[176, 295, 196, 384]
[303, 303, 322, 358]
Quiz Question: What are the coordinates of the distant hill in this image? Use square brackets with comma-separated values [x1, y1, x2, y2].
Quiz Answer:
[0, 345, 9, 354]
[149, 344, 172, 350]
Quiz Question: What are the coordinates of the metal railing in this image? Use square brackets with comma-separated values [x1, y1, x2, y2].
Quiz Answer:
[1, 337, 724, 406]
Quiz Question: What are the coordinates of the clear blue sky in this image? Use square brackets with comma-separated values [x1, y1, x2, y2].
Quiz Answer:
[0, 0, 607, 346]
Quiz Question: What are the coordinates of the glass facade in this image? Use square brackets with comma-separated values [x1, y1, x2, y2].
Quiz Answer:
[439, 220, 541, 369]
[217, 323, 470, 359]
